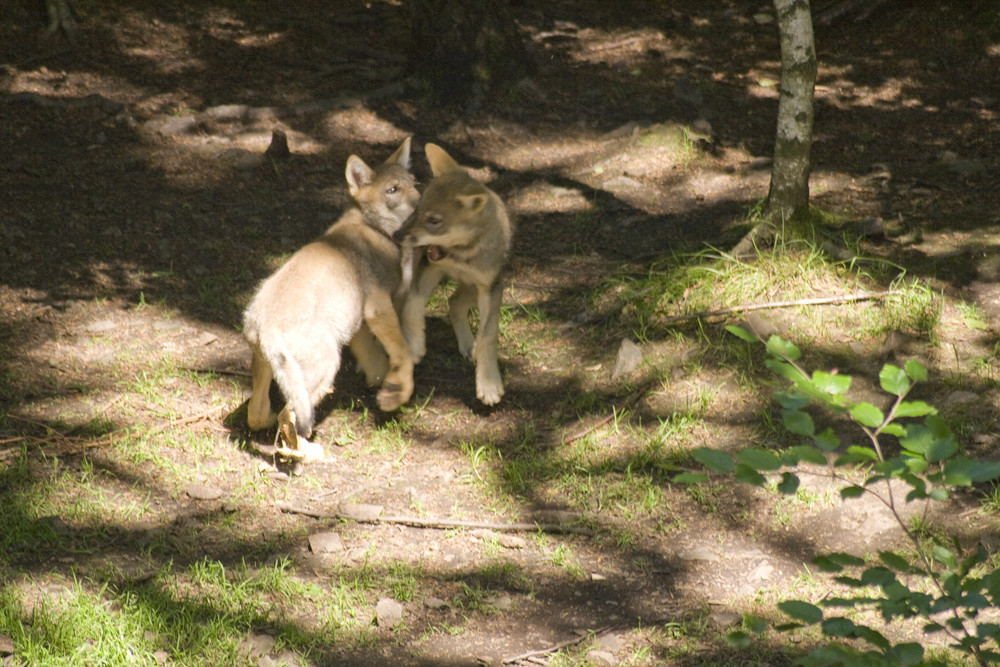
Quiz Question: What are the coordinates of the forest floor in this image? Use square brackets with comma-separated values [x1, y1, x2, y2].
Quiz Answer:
[2, 1, 1000, 665]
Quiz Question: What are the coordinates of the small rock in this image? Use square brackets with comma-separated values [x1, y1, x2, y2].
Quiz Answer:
[157, 115, 199, 136]
[611, 338, 643, 381]
[944, 390, 979, 407]
[86, 320, 116, 333]
[265, 129, 291, 160]
[747, 562, 774, 582]
[710, 609, 743, 628]
[185, 483, 224, 501]
[152, 320, 182, 332]
[375, 597, 403, 628]
[195, 331, 219, 346]
[742, 312, 779, 339]
[679, 546, 719, 562]
[237, 633, 275, 657]
[308, 532, 343, 554]
[41, 515, 71, 536]
[597, 632, 626, 653]
[586, 649, 617, 666]
[498, 534, 526, 549]
[603, 175, 643, 190]
[233, 152, 265, 170]
[591, 573, 606, 581]
[880, 329, 908, 357]
[338, 502, 383, 521]
[0, 633, 13, 655]
[424, 596, 447, 609]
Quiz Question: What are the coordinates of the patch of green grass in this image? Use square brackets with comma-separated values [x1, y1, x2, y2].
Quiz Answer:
[596, 240, 941, 352]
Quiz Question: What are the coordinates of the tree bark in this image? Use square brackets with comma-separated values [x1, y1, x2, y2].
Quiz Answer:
[408, 0, 532, 110]
[767, 0, 817, 221]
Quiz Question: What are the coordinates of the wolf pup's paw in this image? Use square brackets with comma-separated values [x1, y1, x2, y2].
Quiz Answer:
[376, 381, 412, 412]
[476, 379, 504, 406]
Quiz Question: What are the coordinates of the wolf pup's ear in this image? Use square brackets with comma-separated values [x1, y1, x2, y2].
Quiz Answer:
[386, 136, 412, 170]
[345, 155, 375, 197]
[424, 143, 462, 177]
[456, 193, 489, 214]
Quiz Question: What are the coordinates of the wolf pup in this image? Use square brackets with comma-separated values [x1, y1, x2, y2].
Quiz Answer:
[393, 143, 513, 406]
[243, 137, 419, 460]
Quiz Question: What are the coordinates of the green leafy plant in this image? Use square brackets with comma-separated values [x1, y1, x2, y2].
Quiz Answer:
[676, 325, 1000, 666]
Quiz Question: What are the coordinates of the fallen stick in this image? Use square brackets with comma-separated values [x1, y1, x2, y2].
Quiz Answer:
[501, 626, 612, 664]
[275, 502, 594, 536]
[565, 382, 655, 444]
[660, 290, 904, 325]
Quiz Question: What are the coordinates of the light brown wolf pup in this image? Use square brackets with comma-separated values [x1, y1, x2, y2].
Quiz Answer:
[243, 138, 419, 460]
[393, 143, 513, 406]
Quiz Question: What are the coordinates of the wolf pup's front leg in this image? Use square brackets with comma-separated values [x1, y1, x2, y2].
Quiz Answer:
[473, 280, 505, 405]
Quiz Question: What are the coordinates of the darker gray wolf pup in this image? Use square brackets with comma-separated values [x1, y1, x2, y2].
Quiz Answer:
[393, 143, 513, 406]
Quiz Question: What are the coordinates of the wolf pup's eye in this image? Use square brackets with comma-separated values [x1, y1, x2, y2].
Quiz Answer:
[424, 213, 443, 230]
[386, 185, 398, 194]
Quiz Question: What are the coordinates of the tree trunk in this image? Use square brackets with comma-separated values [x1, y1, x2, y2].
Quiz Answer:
[408, 0, 532, 110]
[767, 0, 817, 221]
[731, 0, 817, 257]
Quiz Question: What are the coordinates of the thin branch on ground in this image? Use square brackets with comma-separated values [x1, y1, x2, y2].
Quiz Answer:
[660, 290, 903, 325]
[501, 626, 612, 664]
[276, 502, 594, 535]
[565, 382, 655, 444]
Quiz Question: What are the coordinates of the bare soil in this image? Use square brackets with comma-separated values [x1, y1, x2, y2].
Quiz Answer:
[2, 1, 1000, 665]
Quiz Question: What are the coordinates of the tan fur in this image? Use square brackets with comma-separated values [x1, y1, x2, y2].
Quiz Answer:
[243, 138, 419, 456]
[393, 143, 513, 406]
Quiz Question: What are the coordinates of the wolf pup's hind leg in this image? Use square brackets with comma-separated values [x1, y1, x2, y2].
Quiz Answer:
[247, 347, 277, 430]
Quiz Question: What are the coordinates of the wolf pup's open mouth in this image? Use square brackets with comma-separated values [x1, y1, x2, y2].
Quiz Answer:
[427, 245, 447, 261]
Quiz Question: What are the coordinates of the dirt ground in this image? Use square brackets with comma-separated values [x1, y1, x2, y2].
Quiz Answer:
[2, 1, 1000, 665]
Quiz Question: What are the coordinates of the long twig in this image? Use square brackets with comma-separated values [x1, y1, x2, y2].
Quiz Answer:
[275, 502, 594, 535]
[660, 290, 903, 325]
[501, 626, 612, 664]
[565, 382, 655, 444]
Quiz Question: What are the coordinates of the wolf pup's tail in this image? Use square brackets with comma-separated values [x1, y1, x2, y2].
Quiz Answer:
[264, 338, 316, 438]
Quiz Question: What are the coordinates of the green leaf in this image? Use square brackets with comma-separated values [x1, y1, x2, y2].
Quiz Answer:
[841, 485, 865, 499]
[849, 402, 885, 428]
[726, 325, 758, 343]
[881, 423, 907, 437]
[812, 370, 851, 395]
[860, 566, 896, 587]
[734, 463, 766, 486]
[879, 364, 910, 396]
[820, 616, 856, 637]
[723, 630, 751, 648]
[778, 600, 823, 624]
[782, 409, 814, 436]
[788, 445, 827, 465]
[766, 335, 801, 361]
[891, 642, 924, 665]
[776, 472, 799, 495]
[933, 545, 958, 570]
[816, 552, 865, 569]
[948, 458, 1000, 483]
[879, 551, 912, 572]
[737, 448, 783, 471]
[692, 447, 734, 473]
[671, 472, 709, 484]
[904, 358, 927, 382]
[812, 428, 840, 452]
[765, 359, 806, 384]
[900, 418, 958, 462]
[942, 456, 1000, 485]
[893, 400, 936, 418]
[775, 390, 810, 410]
